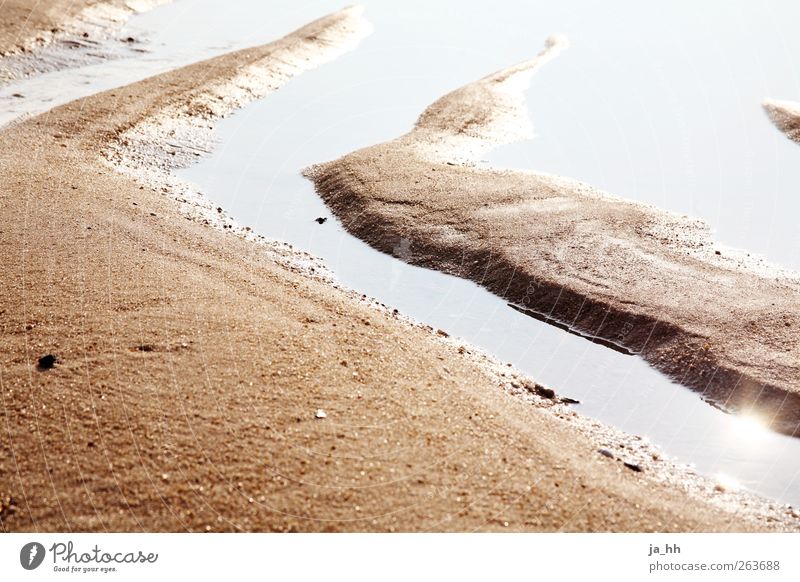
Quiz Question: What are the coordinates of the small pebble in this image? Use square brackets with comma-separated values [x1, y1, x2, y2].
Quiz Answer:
[37, 354, 57, 369]
[315, 409, 327, 419]
[531, 383, 555, 399]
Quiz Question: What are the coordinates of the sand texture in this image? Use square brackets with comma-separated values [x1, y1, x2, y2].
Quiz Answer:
[1, 9, 798, 532]
[765, 98, 800, 144]
[0, 0, 169, 84]
[306, 39, 800, 437]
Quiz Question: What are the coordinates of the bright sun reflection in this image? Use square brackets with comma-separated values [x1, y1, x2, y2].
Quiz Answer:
[729, 412, 771, 443]
[714, 473, 742, 492]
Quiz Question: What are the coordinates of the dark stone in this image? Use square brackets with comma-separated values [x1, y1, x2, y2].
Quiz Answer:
[315, 217, 328, 224]
[623, 461, 643, 472]
[37, 354, 57, 370]
[533, 384, 556, 399]
[598, 448, 615, 459]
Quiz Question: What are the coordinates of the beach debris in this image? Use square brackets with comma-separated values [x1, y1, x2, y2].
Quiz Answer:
[623, 461, 643, 473]
[559, 396, 580, 404]
[526, 382, 555, 400]
[11, 93, 24, 99]
[315, 409, 327, 419]
[315, 217, 327, 224]
[36, 354, 58, 370]
[598, 448, 615, 459]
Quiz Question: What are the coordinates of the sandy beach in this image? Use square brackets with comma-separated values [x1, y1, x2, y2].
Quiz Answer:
[307, 39, 800, 437]
[1, 3, 799, 533]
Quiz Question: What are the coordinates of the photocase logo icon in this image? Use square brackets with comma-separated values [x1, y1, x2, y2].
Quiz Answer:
[20, 542, 46, 570]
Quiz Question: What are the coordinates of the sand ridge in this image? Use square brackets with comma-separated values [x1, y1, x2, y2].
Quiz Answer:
[0, 0, 170, 85]
[306, 38, 800, 437]
[764, 98, 800, 144]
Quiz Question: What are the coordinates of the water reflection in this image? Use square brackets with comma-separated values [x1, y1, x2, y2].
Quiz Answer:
[176, 2, 800, 507]
[728, 413, 772, 446]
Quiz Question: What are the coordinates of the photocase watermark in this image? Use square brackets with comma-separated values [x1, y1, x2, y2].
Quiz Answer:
[20, 542, 46, 570]
[18, 540, 158, 574]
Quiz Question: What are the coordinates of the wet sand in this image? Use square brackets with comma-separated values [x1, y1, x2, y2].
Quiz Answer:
[0, 0, 103, 54]
[0, 0, 169, 84]
[0, 9, 798, 532]
[765, 99, 800, 144]
[306, 38, 800, 437]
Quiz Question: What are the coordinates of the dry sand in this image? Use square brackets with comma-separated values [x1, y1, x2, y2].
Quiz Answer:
[306, 38, 800, 437]
[765, 98, 800, 144]
[0, 8, 798, 532]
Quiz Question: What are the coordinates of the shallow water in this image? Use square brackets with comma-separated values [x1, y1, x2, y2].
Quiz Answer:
[487, 1, 800, 271]
[177, 1, 800, 506]
[4, 0, 800, 505]
[0, 0, 346, 127]
[5, 1, 799, 268]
